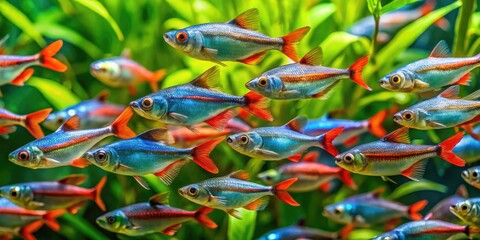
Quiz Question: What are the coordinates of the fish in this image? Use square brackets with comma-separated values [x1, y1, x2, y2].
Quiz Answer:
[462, 166, 480, 190]
[130, 66, 273, 130]
[0, 198, 64, 240]
[163, 8, 310, 65]
[90, 50, 166, 94]
[257, 151, 357, 192]
[96, 192, 217, 236]
[178, 170, 299, 218]
[8, 108, 135, 169]
[393, 86, 480, 139]
[424, 185, 468, 223]
[378, 40, 480, 93]
[335, 127, 465, 181]
[85, 129, 222, 189]
[245, 47, 371, 100]
[372, 220, 479, 240]
[227, 116, 343, 161]
[450, 198, 480, 226]
[0, 40, 67, 86]
[42, 90, 124, 130]
[302, 109, 387, 146]
[0, 175, 106, 214]
[257, 219, 338, 240]
[453, 126, 480, 164]
[0, 107, 51, 139]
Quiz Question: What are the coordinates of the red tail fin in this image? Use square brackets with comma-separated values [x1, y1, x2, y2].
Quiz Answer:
[348, 56, 371, 90]
[43, 209, 65, 231]
[338, 168, 357, 190]
[38, 40, 67, 72]
[24, 108, 52, 139]
[438, 132, 465, 167]
[368, 110, 387, 138]
[194, 207, 218, 229]
[110, 108, 136, 139]
[20, 221, 43, 240]
[407, 200, 428, 220]
[281, 27, 310, 62]
[243, 91, 273, 121]
[89, 177, 107, 211]
[272, 178, 299, 206]
[191, 137, 223, 174]
[321, 127, 343, 156]
[148, 69, 167, 92]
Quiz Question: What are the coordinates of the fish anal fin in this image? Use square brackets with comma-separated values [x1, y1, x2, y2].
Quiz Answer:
[287, 153, 302, 162]
[162, 224, 182, 236]
[239, 52, 266, 65]
[11, 68, 34, 86]
[401, 160, 427, 181]
[204, 109, 237, 130]
[154, 159, 187, 185]
[455, 73, 471, 85]
[244, 197, 269, 211]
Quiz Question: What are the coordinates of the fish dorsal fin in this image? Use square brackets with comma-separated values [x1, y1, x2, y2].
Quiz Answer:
[463, 89, 480, 101]
[149, 192, 170, 206]
[438, 85, 460, 99]
[137, 129, 174, 145]
[121, 49, 131, 59]
[283, 116, 307, 132]
[227, 8, 260, 30]
[456, 185, 468, 198]
[429, 40, 451, 58]
[301, 151, 319, 162]
[190, 66, 220, 89]
[296, 218, 306, 227]
[57, 116, 81, 132]
[370, 187, 385, 198]
[96, 90, 110, 102]
[300, 47, 323, 66]
[228, 170, 250, 181]
[58, 174, 87, 185]
[382, 127, 410, 144]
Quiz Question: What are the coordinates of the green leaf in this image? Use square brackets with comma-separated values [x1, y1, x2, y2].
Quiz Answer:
[61, 213, 109, 240]
[453, 0, 476, 56]
[388, 180, 448, 200]
[0, 1, 45, 46]
[143, 174, 170, 193]
[350, 229, 382, 239]
[380, 0, 421, 14]
[74, 0, 124, 41]
[320, 32, 370, 65]
[228, 208, 256, 240]
[26, 77, 80, 109]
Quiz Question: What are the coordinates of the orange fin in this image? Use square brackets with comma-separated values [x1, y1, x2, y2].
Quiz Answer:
[194, 207, 217, 229]
[318, 182, 331, 192]
[24, 108, 52, 139]
[228, 170, 250, 180]
[408, 200, 428, 220]
[191, 137, 223, 173]
[90, 177, 107, 211]
[11, 68, 34, 86]
[385, 218, 401, 231]
[343, 136, 359, 146]
[301, 151, 318, 162]
[227, 8, 259, 30]
[148, 69, 167, 92]
[58, 115, 81, 132]
[300, 47, 323, 65]
[287, 153, 302, 162]
[0, 125, 17, 135]
[382, 127, 410, 144]
[348, 55, 371, 90]
[66, 201, 86, 214]
[281, 27, 310, 62]
[438, 132, 465, 166]
[283, 116, 307, 132]
[339, 168, 357, 190]
[462, 124, 480, 141]
[70, 158, 91, 168]
[438, 85, 460, 99]
[273, 178, 299, 206]
[368, 110, 387, 138]
[95, 90, 109, 102]
[154, 159, 188, 185]
[128, 85, 137, 95]
[43, 209, 65, 231]
[190, 66, 220, 89]
[401, 160, 427, 181]
[204, 109, 237, 130]
[20, 221, 43, 240]
[38, 40, 67, 72]
[58, 174, 87, 185]
[110, 108, 136, 139]
[137, 128, 174, 144]
[240, 52, 266, 65]
[455, 73, 471, 86]
[429, 40, 451, 58]
[243, 91, 273, 121]
[162, 224, 182, 236]
[149, 192, 169, 206]
[321, 127, 343, 156]
[339, 224, 355, 239]
[244, 197, 269, 210]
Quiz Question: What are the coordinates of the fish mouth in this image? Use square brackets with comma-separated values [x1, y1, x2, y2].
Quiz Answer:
[392, 113, 401, 122]
[129, 101, 139, 109]
[461, 170, 469, 180]
[96, 217, 106, 225]
[85, 152, 94, 160]
[178, 188, 185, 196]
[378, 79, 389, 88]
[226, 137, 234, 144]
[245, 81, 255, 90]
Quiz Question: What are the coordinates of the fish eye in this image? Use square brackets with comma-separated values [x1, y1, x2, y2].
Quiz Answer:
[334, 207, 342, 215]
[95, 150, 108, 163]
[343, 153, 354, 163]
[9, 187, 19, 198]
[239, 135, 249, 144]
[402, 111, 414, 121]
[176, 31, 189, 43]
[107, 216, 116, 224]
[188, 187, 198, 195]
[473, 171, 479, 179]
[390, 74, 401, 84]
[461, 203, 470, 213]
[258, 77, 268, 87]
[141, 97, 154, 110]
[56, 117, 64, 125]
[265, 175, 272, 181]
[18, 151, 29, 161]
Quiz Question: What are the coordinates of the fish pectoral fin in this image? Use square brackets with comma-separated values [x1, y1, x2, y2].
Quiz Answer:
[70, 158, 91, 168]
[168, 112, 189, 122]
[29, 201, 45, 208]
[401, 160, 427, 181]
[162, 224, 182, 236]
[44, 157, 61, 164]
[244, 197, 269, 211]
[413, 79, 430, 89]
[254, 148, 280, 158]
[226, 209, 241, 219]
[353, 215, 367, 225]
[154, 159, 188, 185]
[126, 221, 141, 230]
[455, 72, 471, 86]
[202, 48, 226, 66]
[381, 176, 397, 184]
[280, 90, 301, 97]
[11, 68, 34, 86]
[426, 119, 446, 128]
[66, 201, 87, 214]
[132, 176, 150, 190]
[210, 194, 228, 205]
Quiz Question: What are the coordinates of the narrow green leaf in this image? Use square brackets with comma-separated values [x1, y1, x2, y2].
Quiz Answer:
[367, 0, 376, 14]
[350, 229, 382, 239]
[61, 213, 109, 240]
[143, 174, 170, 193]
[388, 180, 448, 200]
[320, 31, 370, 65]
[228, 208, 256, 240]
[0, 1, 45, 46]
[453, 0, 476, 56]
[26, 77, 80, 109]
[74, 0, 124, 41]
[380, 0, 421, 14]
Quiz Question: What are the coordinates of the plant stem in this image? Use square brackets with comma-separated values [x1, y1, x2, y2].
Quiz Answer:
[453, 0, 476, 56]
[370, 13, 380, 64]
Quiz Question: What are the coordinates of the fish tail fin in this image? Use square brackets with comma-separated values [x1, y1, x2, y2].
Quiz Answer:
[110, 108, 136, 139]
[407, 200, 428, 220]
[339, 168, 357, 190]
[420, 0, 435, 15]
[38, 40, 67, 72]
[466, 225, 480, 236]
[348, 56, 371, 90]
[438, 132, 465, 166]
[20, 221, 44, 240]
[148, 69, 167, 92]
[319, 127, 343, 156]
[243, 91, 273, 121]
[194, 207, 218, 229]
[281, 27, 310, 62]
[90, 177, 107, 211]
[368, 110, 387, 138]
[43, 209, 64, 231]
[272, 178, 300, 206]
[24, 108, 52, 139]
[191, 137, 222, 174]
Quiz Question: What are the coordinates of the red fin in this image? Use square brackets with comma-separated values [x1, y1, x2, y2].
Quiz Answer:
[385, 218, 401, 231]
[283, 116, 307, 132]
[301, 151, 318, 162]
[300, 47, 323, 65]
[20, 221, 43, 240]
[66, 201, 86, 214]
[348, 56, 371, 90]
[339, 168, 357, 190]
[110, 108, 136, 139]
[70, 158, 91, 168]
[60, 116, 80, 132]
[462, 124, 480, 141]
[38, 40, 67, 72]
[408, 200, 428, 220]
[24, 108, 52, 139]
[228, 170, 250, 180]
[343, 136, 359, 146]
[11, 68, 34, 86]
[162, 224, 182, 236]
[401, 160, 427, 181]
[382, 127, 410, 144]
[321, 127, 343, 156]
[243, 91, 273, 121]
[90, 177, 107, 211]
[191, 137, 223, 174]
[148, 69, 167, 92]
[438, 85, 459, 99]
[228, 8, 259, 30]
[244, 197, 269, 211]
[58, 174, 87, 185]
[95, 90, 109, 102]
[204, 109, 237, 130]
[438, 132, 465, 166]
[456, 73, 471, 85]
[287, 153, 302, 162]
[281, 27, 310, 62]
[339, 224, 355, 239]
[43, 209, 65, 231]
[420, 0, 435, 15]
[273, 178, 299, 206]
[368, 110, 387, 138]
[127, 85, 137, 95]
[240, 52, 266, 65]
[154, 159, 187, 185]
[318, 182, 331, 192]
[194, 207, 217, 229]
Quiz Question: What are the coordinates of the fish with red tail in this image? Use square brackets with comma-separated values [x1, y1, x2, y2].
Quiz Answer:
[373, 220, 479, 240]
[178, 170, 299, 218]
[0, 107, 51, 139]
[0, 175, 106, 214]
[96, 192, 217, 236]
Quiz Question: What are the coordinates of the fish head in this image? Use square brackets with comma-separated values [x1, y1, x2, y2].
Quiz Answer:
[85, 147, 117, 172]
[393, 108, 428, 128]
[372, 231, 402, 240]
[226, 132, 262, 155]
[378, 69, 417, 92]
[164, 28, 203, 55]
[450, 200, 478, 223]
[130, 96, 168, 121]
[257, 169, 282, 185]
[96, 210, 130, 233]
[0, 184, 33, 208]
[245, 75, 283, 97]
[322, 203, 354, 224]
[9, 146, 44, 169]
[335, 149, 366, 173]
[178, 183, 210, 205]
[90, 60, 122, 86]
[43, 111, 70, 131]
[462, 167, 480, 185]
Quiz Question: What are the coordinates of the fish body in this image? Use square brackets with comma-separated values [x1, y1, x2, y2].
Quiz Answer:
[0, 175, 106, 214]
[379, 41, 480, 93]
[8, 108, 135, 169]
[96, 193, 217, 236]
[164, 8, 310, 64]
[226, 116, 342, 161]
[0, 108, 51, 139]
[130, 67, 272, 129]
[372, 220, 475, 240]
[245, 47, 371, 99]
[257, 225, 338, 240]
[453, 126, 480, 163]
[425, 185, 468, 223]
[0, 40, 67, 86]
[450, 198, 480, 226]
[335, 127, 465, 180]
